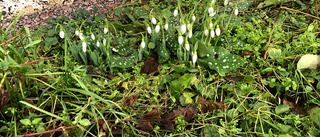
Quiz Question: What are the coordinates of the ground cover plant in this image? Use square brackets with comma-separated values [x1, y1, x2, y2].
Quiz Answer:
[2, 0, 320, 136]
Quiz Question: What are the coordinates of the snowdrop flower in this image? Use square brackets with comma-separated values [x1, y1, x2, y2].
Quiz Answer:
[216, 25, 221, 36]
[75, 29, 80, 36]
[165, 21, 169, 30]
[188, 27, 192, 38]
[187, 21, 191, 30]
[204, 27, 209, 36]
[146, 24, 152, 34]
[155, 22, 160, 33]
[224, 0, 228, 6]
[192, 51, 197, 63]
[151, 16, 157, 25]
[96, 41, 100, 47]
[192, 14, 196, 22]
[141, 38, 145, 49]
[79, 32, 84, 40]
[208, 5, 214, 14]
[112, 47, 118, 52]
[211, 0, 215, 4]
[174, 7, 178, 17]
[181, 21, 186, 35]
[103, 38, 106, 46]
[209, 21, 213, 28]
[178, 33, 183, 45]
[82, 40, 87, 52]
[91, 33, 95, 40]
[185, 40, 190, 51]
[209, 11, 216, 17]
[210, 28, 215, 38]
[234, 7, 239, 16]
[59, 29, 64, 39]
[104, 27, 108, 34]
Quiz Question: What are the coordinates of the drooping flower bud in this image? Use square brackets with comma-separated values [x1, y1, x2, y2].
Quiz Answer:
[215, 25, 221, 36]
[151, 16, 157, 25]
[174, 7, 178, 17]
[59, 29, 64, 39]
[147, 24, 152, 34]
[181, 21, 186, 35]
[234, 7, 239, 16]
[82, 40, 87, 52]
[178, 33, 183, 45]
[185, 40, 190, 51]
[155, 22, 160, 33]
[165, 21, 169, 30]
[141, 38, 145, 49]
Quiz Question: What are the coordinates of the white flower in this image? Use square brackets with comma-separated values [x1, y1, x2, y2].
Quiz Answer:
[79, 32, 84, 40]
[188, 28, 192, 38]
[211, 0, 215, 4]
[112, 47, 118, 52]
[174, 7, 178, 17]
[187, 21, 191, 30]
[224, 0, 228, 6]
[91, 33, 95, 40]
[96, 41, 100, 47]
[141, 39, 145, 49]
[75, 29, 80, 36]
[215, 25, 221, 36]
[104, 27, 108, 34]
[210, 28, 215, 38]
[103, 38, 106, 46]
[59, 29, 64, 39]
[165, 22, 169, 30]
[204, 27, 208, 36]
[208, 5, 214, 14]
[185, 41, 190, 51]
[82, 40, 87, 52]
[209, 12, 216, 17]
[192, 14, 196, 21]
[192, 51, 197, 63]
[181, 21, 186, 35]
[155, 22, 160, 33]
[209, 21, 213, 28]
[151, 16, 157, 25]
[178, 33, 183, 45]
[147, 24, 152, 34]
[234, 7, 239, 16]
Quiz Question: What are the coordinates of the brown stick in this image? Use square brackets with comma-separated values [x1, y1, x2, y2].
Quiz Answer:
[0, 16, 50, 47]
[0, 56, 56, 73]
[18, 118, 164, 137]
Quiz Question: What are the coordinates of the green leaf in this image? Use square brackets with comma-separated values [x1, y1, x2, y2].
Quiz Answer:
[20, 119, 31, 126]
[162, 9, 172, 19]
[180, 92, 194, 106]
[36, 124, 46, 133]
[133, 7, 148, 19]
[275, 105, 290, 115]
[25, 40, 42, 48]
[44, 37, 58, 46]
[199, 46, 245, 76]
[189, 36, 210, 58]
[179, 74, 197, 89]
[0, 60, 9, 71]
[148, 42, 156, 49]
[78, 119, 91, 126]
[157, 44, 170, 63]
[268, 48, 282, 60]
[204, 126, 219, 137]
[110, 50, 138, 68]
[311, 108, 320, 128]
[32, 118, 43, 125]
[170, 80, 182, 100]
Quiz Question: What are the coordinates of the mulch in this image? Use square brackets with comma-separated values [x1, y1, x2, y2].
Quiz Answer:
[1, 0, 125, 33]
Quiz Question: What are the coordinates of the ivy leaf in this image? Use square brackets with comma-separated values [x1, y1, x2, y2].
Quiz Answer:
[78, 119, 91, 126]
[44, 37, 58, 47]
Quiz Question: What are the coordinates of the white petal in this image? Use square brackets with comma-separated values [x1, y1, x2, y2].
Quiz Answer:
[141, 41, 145, 49]
[216, 28, 221, 36]
[208, 7, 214, 14]
[82, 42, 87, 52]
[91, 34, 95, 40]
[155, 25, 160, 33]
[104, 28, 108, 34]
[75, 30, 80, 36]
[204, 29, 208, 36]
[192, 53, 197, 63]
[96, 41, 100, 47]
[181, 24, 186, 35]
[185, 43, 190, 51]
[147, 27, 152, 34]
[174, 9, 178, 17]
[187, 24, 191, 30]
[224, 0, 228, 6]
[188, 30, 192, 38]
[59, 31, 64, 39]
[234, 9, 239, 16]
[210, 23, 213, 28]
[178, 36, 183, 45]
[79, 33, 84, 40]
[211, 30, 215, 38]
[192, 16, 196, 21]
[152, 17, 157, 25]
[165, 23, 169, 30]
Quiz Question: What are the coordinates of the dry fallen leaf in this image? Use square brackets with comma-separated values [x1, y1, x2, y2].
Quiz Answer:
[124, 94, 138, 106]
